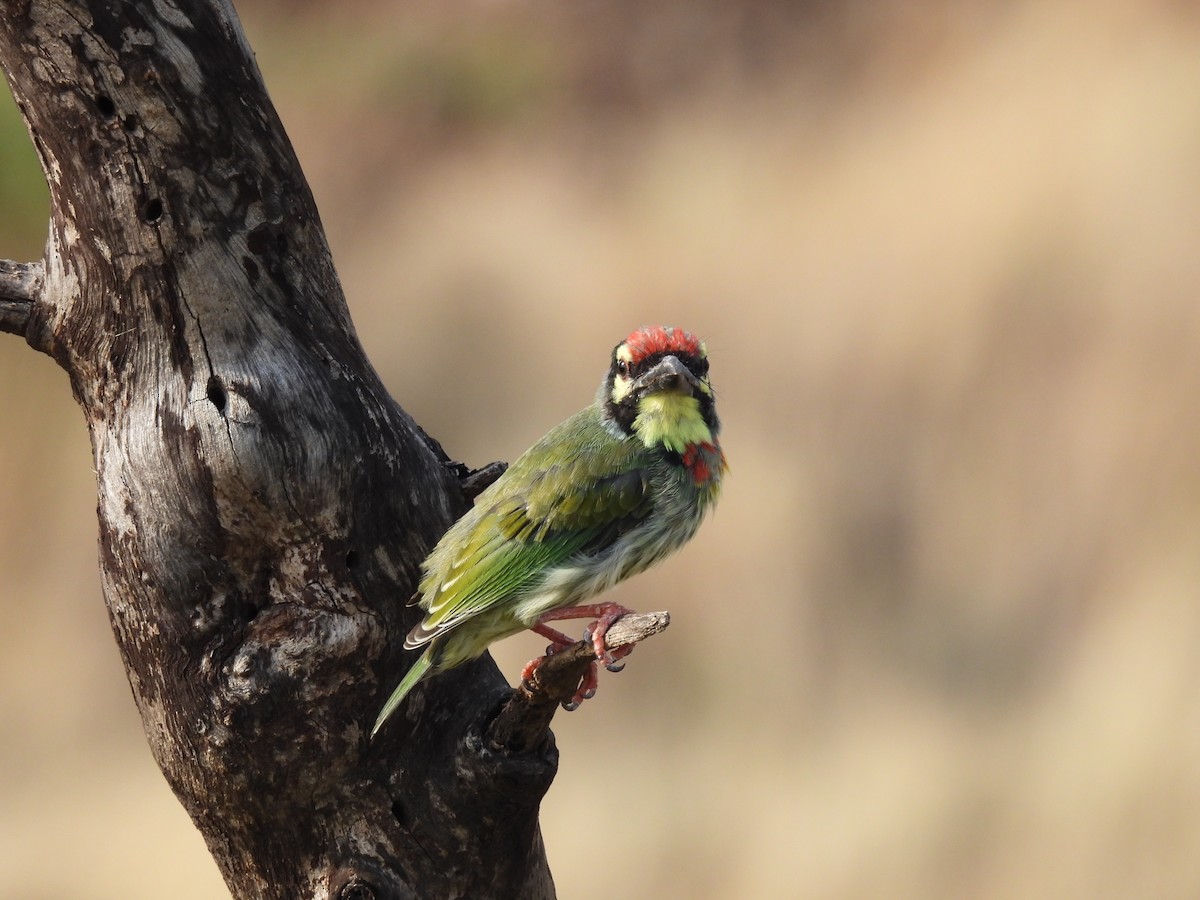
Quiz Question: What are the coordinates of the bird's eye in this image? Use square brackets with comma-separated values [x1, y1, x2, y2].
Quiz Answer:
[693, 356, 709, 376]
[615, 359, 630, 377]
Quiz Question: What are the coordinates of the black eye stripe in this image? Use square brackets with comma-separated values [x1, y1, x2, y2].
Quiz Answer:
[616, 352, 709, 380]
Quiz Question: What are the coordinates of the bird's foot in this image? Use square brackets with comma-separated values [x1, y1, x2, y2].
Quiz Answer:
[521, 622, 575, 684]
[580, 605, 635, 668]
[519, 655, 544, 685]
[563, 662, 599, 711]
[562, 644, 631, 708]
[537, 602, 634, 666]
[525, 603, 637, 709]
[600, 643, 634, 673]
[518, 653, 596, 710]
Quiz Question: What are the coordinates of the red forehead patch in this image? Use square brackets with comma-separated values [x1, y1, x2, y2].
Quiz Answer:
[622, 325, 703, 364]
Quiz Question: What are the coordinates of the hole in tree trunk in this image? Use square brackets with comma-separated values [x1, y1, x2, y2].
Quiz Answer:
[207, 375, 227, 414]
[142, 197, 163, 223]
[94, 94, 116, 119]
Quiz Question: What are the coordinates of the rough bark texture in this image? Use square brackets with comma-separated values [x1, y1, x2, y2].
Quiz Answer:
[0, 1, 561, 897]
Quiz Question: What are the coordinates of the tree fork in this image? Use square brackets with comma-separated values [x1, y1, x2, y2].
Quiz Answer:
[0, 2, 561, 897]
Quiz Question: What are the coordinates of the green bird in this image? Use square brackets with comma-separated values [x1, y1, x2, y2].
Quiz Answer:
[372, 325, 726, 736]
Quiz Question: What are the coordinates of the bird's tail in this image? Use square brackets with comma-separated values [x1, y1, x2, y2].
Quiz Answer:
[371, 647, 434, 738]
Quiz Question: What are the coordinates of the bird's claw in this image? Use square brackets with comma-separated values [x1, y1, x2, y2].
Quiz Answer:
[599, 641, 634, 672]
[560, 685, 589, 710]
[559, 659, 602, 709]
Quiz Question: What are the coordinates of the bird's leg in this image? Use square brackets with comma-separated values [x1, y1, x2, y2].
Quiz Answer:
[530, 621, 576, 654]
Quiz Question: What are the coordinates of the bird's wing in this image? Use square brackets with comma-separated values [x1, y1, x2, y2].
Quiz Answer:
[408, 422, 651, 645]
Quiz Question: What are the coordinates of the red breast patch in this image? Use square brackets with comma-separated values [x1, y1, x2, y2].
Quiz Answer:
[683, 442, 725, 485]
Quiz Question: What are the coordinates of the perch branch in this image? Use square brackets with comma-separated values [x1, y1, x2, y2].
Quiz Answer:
[487, 611, 671, 753]
[0, 260, 41, 337]
[459, 460, 508, 501]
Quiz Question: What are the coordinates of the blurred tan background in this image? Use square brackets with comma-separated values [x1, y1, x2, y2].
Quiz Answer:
[4, 0, 1200, 896]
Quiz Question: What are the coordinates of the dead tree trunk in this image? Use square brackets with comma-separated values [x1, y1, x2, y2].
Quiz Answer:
[0, 2, 571, 896]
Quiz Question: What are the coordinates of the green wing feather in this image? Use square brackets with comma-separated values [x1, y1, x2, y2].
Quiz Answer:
[408, 409, 651, 645]
[371, 646, 433, 737]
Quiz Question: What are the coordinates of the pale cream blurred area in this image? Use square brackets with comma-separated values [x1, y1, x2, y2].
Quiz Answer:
[4, 0, 1200, 896]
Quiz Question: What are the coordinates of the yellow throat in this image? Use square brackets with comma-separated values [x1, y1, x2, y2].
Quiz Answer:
[633, 392, 712, 454]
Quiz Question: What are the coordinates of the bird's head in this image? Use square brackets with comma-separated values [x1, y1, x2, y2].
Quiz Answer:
[601, 325, 720, 454]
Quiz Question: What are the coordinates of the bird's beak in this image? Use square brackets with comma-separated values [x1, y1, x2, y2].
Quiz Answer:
[639, 355, 700, 396]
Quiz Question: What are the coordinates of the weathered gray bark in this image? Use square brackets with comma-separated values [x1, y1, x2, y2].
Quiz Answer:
[0, 1, 572, 896]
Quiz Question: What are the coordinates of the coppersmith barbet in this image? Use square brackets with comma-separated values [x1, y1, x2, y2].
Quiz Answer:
[373, 325, 725, 735]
